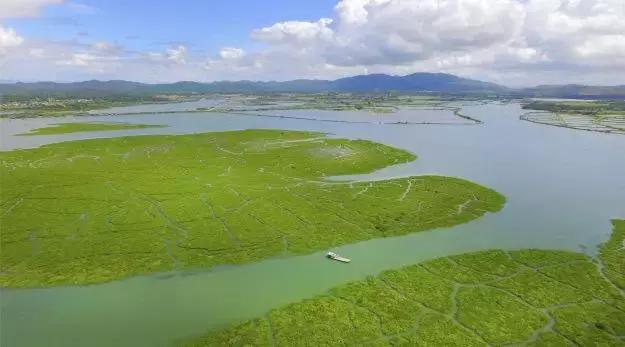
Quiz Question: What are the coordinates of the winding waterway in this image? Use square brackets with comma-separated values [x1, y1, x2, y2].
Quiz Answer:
[1, 100, 624, 346]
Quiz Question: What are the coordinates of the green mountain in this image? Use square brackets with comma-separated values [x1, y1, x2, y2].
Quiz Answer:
[0, 73, 506, 97]
[1, 73, 623, 99]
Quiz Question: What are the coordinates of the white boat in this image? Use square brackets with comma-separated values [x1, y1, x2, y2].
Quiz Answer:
[326, 251, 351, 263]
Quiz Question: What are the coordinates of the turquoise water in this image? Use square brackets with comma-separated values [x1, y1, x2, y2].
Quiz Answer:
[1, 101, 624, 346]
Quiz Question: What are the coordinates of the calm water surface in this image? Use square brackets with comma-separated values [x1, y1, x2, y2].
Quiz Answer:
[1, 101, 624, 346]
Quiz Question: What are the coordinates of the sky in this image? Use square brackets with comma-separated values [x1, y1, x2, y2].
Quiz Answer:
[1, 0, 624, 86]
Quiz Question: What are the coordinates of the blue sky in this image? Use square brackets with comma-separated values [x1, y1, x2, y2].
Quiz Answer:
[1, 0, 624, 85]
[5, 1, 337, 52]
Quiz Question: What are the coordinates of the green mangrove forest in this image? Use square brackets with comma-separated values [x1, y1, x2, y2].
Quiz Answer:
[186, 220, 625, 346]
[0, 130, 505, 288]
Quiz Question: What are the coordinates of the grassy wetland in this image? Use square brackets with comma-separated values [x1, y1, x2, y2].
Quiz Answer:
[17, 122, 166, 136]
[0, 129, 505, 288]
[186, 219, 625, 346]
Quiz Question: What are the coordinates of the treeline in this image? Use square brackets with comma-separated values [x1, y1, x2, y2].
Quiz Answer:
[523, 100, 625, 115]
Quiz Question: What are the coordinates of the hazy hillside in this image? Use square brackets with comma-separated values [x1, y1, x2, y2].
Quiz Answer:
[523, 84, 625, 99]
[1, 73, 623, 99]
[330, 73, 507, 93]
[0, 73, 507, 97]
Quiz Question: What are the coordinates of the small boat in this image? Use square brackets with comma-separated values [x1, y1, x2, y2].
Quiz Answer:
[327, 251, 351, 263]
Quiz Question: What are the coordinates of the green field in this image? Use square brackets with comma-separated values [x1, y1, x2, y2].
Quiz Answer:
[523, 100, 625, 116]
[0, 130, 505, 288]
[522, 100, 625, 134]
[0, 94, 202, 118]
[0, 98, 142, 118]
[186, 220, 625, 346]
[207, 94, 444, 114]
[18, 122, 166, 136]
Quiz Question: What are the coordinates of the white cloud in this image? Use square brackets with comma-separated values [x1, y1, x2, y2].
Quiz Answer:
[92, 41, 111, 51]
[251, 18, 334, 45]
[242, 0, 530, 70]
[0, 38, 211, 82]
[166, 45, 187, 64]
[334, 0, 371, 25]
[235, 0, 625, 85]
[219, 47, 245, 60]
[146, 52, 164, 61]
[0, 0, 64, 19]
[57, 52, 96, 66]
[0, 25, 24, 52]
[250, 0, 527, 67]
[575, 35, 625, 62]
[28, 47, 44, 57]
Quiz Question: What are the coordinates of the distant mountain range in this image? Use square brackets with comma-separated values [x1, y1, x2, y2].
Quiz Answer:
[520, 84, 625, 99]
[1, 73, 624, 99]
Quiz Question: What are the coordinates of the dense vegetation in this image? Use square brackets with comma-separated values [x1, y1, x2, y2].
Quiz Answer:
[523, 100, 625, 116]
[522, 100, 625, 134]
[186, 220, 625, 346]
[208, 94, 443, 114]
[0, 130, 505, 288]
[0, 95, 192, 118]
[523, 85, 625, 99]
[0, 93, 464, 120]
[18, 122, 165, 136]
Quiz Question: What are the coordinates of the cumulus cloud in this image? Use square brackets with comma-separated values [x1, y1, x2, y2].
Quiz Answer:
[0, 25, 24, 52]
[240, 0, 535, 74]
[252, 18, 334, 45]
[219, 47, 245, 60]
[166, 45, 187, 64]
[236, 0, 625, 85]
[328, 0, 525, 65]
